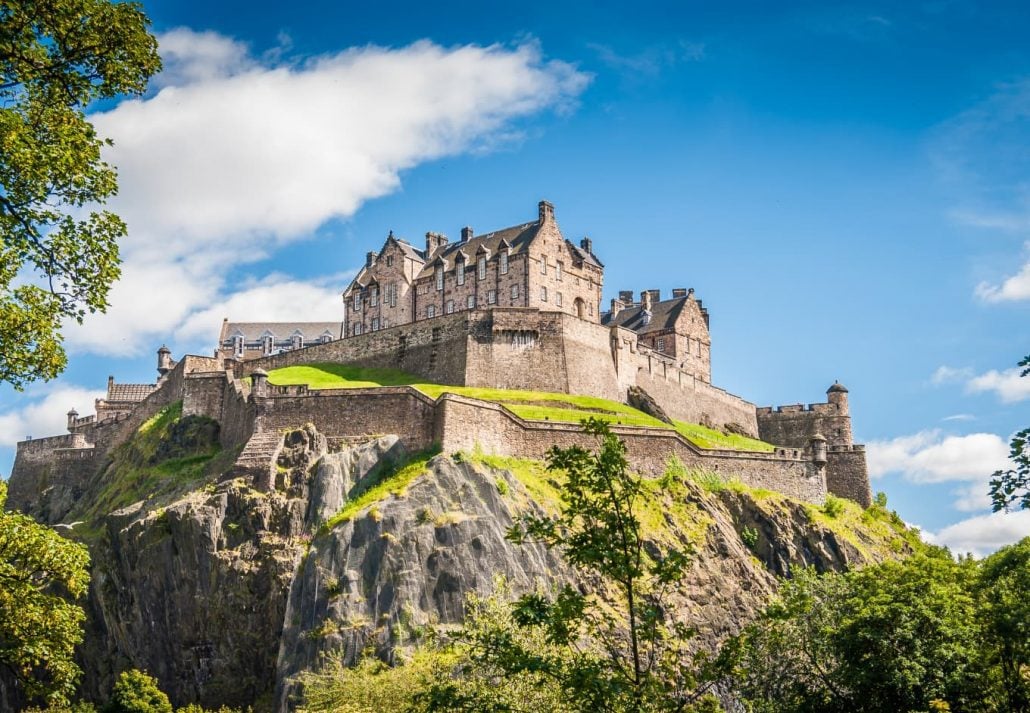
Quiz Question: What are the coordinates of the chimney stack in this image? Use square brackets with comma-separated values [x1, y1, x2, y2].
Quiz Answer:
[365, 251, 377, 267]
[425, 232, 448, 256]
[461, 226, 474, 242]
[672, 288, 687, 298]
[538, 200, 555, 223]
[580, 236, 593, 254]
[640, 290, 653, 312]
[619, 290, 635, 304]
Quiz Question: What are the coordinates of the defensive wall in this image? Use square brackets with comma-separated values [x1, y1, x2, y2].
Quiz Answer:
[236, 307, 760, 438]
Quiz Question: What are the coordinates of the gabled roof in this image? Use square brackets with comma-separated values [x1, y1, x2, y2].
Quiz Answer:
[602, 297, 690, 335]
[415, 221, 539, 279]
[220, 322, 343, 343]
[108, 383, 156, 402]
[568, 240, 603, 268]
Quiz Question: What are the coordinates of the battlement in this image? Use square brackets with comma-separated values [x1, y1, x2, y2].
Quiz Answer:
[756, 402, 839, 415]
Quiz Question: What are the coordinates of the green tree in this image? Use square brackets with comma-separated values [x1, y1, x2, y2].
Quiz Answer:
[0, 481, 91, 704]
[425, 419, 721, 713]
[0, 0, 160, 389]
[977, 537, 1030, 713]
[103, 670, 172, 713]
[731, 551, 990, 713]
[989, 355, 1030, 512]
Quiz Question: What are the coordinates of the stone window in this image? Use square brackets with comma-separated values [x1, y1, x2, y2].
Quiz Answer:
[556, 262, 563, 281]
[427, 305, 436, 318]
[556, 292, 563, 307]
[417, 283, 428, 296]
[370, 286, 378, 307]
[435, 265, 444, 291]
[540, 286, 548, 302]
[540, 256, 547, 275]
[353, 323, 362, 336]
[510, 284, 519, 300]
[371, 317, 379, 331]
[233, 335, 243, 357]
[656, 337, 665, 352]
[446, 299, 454, 314]
[588, 301, 594, 316]
[477, 255, 487, 280]
[389, 283, 398, 307]
[457, 259, 465, 286]
[321, 334, 331, 344]
[353, 293, 361, 311]
[500, 250, 509, 275]
[386, 255, 393, 266]
[467, 294, 475, 309]
[488, 290, 496, 305]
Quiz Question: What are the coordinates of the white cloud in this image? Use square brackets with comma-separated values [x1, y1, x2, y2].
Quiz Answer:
[64, 31, 590, 357]
[931, 365, 973, 385]
[924, 510, 1030, 557]
[966, 367, 1030, 403]
[0, 386, 106, 447]
[976, 260, 1030, 303]
[868, 429, 1010, 483]
[942, 414, 975, 422]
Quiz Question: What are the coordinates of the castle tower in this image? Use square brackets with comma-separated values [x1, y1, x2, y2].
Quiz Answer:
[67, 408, 78, 432]
[157, 345, 173, 377]
[826, 382, 852, 446]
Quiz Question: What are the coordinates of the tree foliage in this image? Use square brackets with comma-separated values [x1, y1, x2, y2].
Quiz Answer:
[424, 419, 722, 713]
[102, 670, 172, 713]
[730, 542, 1030, 713]
[0, 481, 91, 704]
[989, 355, 1030, 512]
[0, 0, 160, 388]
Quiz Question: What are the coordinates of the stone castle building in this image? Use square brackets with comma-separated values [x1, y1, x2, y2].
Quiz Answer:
[12, 200, 872, 514]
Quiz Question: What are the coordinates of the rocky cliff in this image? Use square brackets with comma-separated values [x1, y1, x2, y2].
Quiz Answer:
[7, 403, 919, 711]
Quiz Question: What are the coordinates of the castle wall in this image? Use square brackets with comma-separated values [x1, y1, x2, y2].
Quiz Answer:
[560, 315, 622, 401]
[826, 447, 872, 507]
[218, 374, 255, 452]
[756, 403, 852, 448]
[434, 393, 826, 503]
[241, 312, 472, 387]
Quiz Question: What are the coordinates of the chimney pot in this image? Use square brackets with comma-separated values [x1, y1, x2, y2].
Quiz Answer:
[672, 288, 687, 298]
[538, 200, 555, 222]
[365, 251, 377, 267]
[461, 226, 473, 242]
[580, 236, 593, 254]
[619, 290, 634, 303]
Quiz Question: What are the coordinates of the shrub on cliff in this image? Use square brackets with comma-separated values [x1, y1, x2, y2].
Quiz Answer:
[102, 670, 171, 713]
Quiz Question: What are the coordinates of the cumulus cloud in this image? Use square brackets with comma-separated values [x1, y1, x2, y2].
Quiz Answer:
[976, 258, 1030, 303]
[867, 429, 1010, 483]
[0, 386, 106, 448]
[924, 510, 1030, 557]
[966, 367, 1030, 403]
[930, 365, 972, 385]
[63, 30, 590, 356]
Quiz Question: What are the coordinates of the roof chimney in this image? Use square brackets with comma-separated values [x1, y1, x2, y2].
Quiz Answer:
[580, 236, 593, 254]
[619, 290, 635, 304]
[461, 226, 473, 242]
[538, 200, 555, 223]
[365, 251, 377, 267]
[425, 232, 448, 256]
[640, 290, 653, 312]
[647, 289, 661, 303]
[672, 288, 687, 298]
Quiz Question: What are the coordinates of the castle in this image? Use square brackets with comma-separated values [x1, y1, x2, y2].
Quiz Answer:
[9, 200, 871, 519]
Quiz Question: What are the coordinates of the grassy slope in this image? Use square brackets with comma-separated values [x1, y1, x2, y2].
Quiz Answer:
[267, 363, 774, 453]
[71, 402, 229, 538]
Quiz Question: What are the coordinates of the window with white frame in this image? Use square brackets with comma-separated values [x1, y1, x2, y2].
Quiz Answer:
[233, 336, 243, 356]
[446, 299, 454, 314]
[457, 259, 465, 285]
[500, 250, 509, 274]
[353, 293, 361, 310]
[427, 305, 436, 318]
[540, 286, 547, 302]
[656, 337, 665, 352]
[556, 262, 563, 281]
[353, 323, 362, 336]
[467, 294, 475, 309]
[477, 255, 486, 280]
[371, 317, 379, 331]
[370, 286, 378, 307]
[263, 336, 273, 354]
[540, 256, 547, 274]
[488, 290, 496, 304]
[435, 265, 444, 291]
[556, 292, 563, 307]
[510, 284, 519, 300]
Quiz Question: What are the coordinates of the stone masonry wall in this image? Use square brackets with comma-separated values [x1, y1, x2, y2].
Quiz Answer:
[756, 403, 852, 449]
[826, 447, 872, 507]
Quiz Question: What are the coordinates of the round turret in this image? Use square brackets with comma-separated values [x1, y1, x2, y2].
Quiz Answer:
[826, 381, 849, 414]
[67, 408, 79, 431]
[810, 432, 828, 465]
[157, 344, 173, 376]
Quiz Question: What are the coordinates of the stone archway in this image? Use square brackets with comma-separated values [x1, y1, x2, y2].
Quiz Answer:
[574, 297, 585, 319]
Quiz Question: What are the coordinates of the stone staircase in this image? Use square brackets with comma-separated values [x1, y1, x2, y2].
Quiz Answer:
[226, 430, 283, 490]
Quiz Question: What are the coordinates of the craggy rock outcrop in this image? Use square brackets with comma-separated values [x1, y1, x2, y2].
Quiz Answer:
[9, 423, 913, 711]
[627, 385, 674, 424]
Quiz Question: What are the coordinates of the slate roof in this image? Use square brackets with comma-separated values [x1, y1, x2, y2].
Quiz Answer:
[602, 297, 689, 335]
[221, 321, 342, 343]
[108, 383, 156, 402]
[414, 222, 539, 279]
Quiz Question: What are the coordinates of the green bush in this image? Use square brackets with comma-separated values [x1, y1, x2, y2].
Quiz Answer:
[104, 670, 172, 713]
[740, 525, 759, 551]
[822, 494, 846, 519]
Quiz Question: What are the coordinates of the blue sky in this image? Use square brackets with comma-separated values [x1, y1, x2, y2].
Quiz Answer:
[2, 1, 1028, 554]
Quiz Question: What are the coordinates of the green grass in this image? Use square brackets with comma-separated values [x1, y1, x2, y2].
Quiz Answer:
[321, 446, 442, 531]
[266, 363, 776, 453]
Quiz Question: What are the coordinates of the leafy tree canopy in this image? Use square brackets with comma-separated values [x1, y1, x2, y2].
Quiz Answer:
[102, 670, 171, 713]
[0, 0, 160, 388]
[989, 355, 1030, 512]
[0, 481, 91, 704]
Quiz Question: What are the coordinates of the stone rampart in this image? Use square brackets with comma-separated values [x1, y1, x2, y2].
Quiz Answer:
[756, 402, 851, 448]
[826, 446, 872, 507]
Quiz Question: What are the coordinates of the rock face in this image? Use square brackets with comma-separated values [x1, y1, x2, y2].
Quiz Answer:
[8, 421, 912, 711]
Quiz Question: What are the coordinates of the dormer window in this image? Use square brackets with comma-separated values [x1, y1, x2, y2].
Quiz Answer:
[500, 250, 509, 275]
[263, 335, 274, 354]
[457, 258, 465, 285]
[477, 255, 487, 280]
[435, 265, 444, 291]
